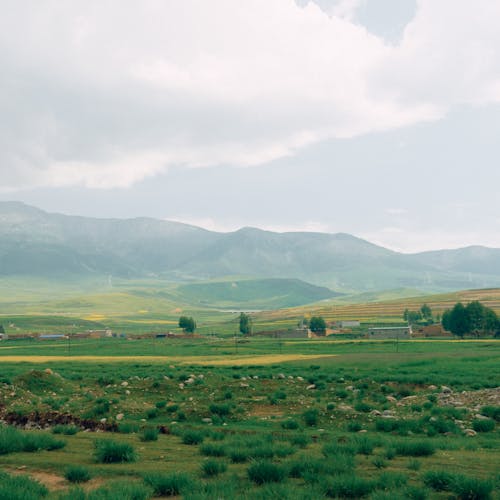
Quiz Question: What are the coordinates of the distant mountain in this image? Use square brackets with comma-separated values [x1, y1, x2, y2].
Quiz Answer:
[1, 201, 500, 293]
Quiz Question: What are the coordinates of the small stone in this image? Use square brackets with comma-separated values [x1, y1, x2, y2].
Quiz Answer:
[100, 418, 107, 423]
[277, 373, 285, 379]
[44, 368, 53, 375]
[296, 376, 304, 381]
[179, 383, 185, 389]
[386, 396, 397, 403]
[116, 413, 124, 421]
[202, 418, 212, 423]
[240, 383, 249, 388]
[441, 386, 452, 394]
[464, 428, 477, 437]
[125, 390, 130, 395]
[121, 381, 129, 387]
[306, 384, 316, 390]
[428, 385, 437, 390]
[370, 410, 382, 417]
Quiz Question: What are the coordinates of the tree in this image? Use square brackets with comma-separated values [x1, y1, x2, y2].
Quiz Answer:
[448, 302, 470, 338]
[403, 309, 422, 325]
[309, 316, 326, 334]
[0, 324, 4, 334]
[420, 303, 432, 321]
[178, 316, 196, 333]
[239, 312, 252, 335]
[466, 301, 485, 335]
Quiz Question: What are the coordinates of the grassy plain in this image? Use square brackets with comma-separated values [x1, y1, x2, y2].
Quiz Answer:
[0, 338, 498, 498]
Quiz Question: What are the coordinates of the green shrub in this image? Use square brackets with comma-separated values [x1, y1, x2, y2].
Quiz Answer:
[290, 434, 310, 448]
[117, 422, 139, 434]
[155, 400, 167, 409]
[200, 443, 226, 457]
[323, 475, 375, 498]
[377, 472, 408, 490]
[472, 418, 495, 433]
[302, 408, 319, 427]
[140, 427, 159, 442]
[248, 461, 286, 485]
[407, 459, 421, 471]
[394, 440, 435, 457]
[182, 430, 204, 445]
[355, 402, 372, 413]
[146, 408, 158, 420]
[0, 470, 48, 500]
[451, 475, 493, 500]
[52, 425, 79, 435]
[375, 419, 400, 432]
[165, 404, 179, 413]
[209, 404, 231, 417]
[94, 439, 137, 463]
[144, 472, 194, 496]
[281, 419, 299, 430]
[201, 459, 227, 477]
[347, 421, 362, 432]
[423, 470, 456, 491]
[480, 406, 500, 422]
[64, 466, 92, 483]
[372, 457, 387, 469]
[353, 435, 375, 455]
[0, 427, 65, 455]
[228, 448, 249, 463]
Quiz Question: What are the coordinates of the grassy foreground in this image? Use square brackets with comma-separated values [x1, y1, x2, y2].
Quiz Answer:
[0, 338, 498, 499]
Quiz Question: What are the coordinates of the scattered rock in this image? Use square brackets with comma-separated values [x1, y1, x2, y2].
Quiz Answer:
[428, 385, 437, 390]
[202, 418, 212, 424]
[464, 428, 477, 437]
[370, 410, 382, 417]
[121, 381, 128, 387]
[306, 384, 316, 390]
[386, 396, 397, 403]
[277, 373, 285, 379]
[240, 383, 249, 388]
[44, 368, 53, 375]
[338, 404, 353, 412]
[441, 386, 452, 394]
[116, 413, 124, 421]
[296, 376, 304, 382]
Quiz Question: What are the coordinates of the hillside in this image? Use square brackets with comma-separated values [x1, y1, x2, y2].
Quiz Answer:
[2, 202, 500, 293]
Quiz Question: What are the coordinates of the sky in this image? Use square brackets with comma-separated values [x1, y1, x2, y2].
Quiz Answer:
[1, 0, 499, 253]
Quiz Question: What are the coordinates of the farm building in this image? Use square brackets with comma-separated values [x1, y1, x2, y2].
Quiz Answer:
[413, 324, 451, 338]
[86, 329, 113, 338]
[0, 333, 8, 341]
[367, 326, 411, 339]
[39, 334, 68, 340]
[336, 320, 360, 328]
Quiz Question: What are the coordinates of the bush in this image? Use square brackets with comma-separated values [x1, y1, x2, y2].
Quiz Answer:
[228, 448, 249, 463]
[200, 443, 226, 457]
[94, 439, 137, 463]
[248, 461, 286, 485]
[209, 404, 231, 417]
[354, 402, 372, 413]
[182, 430, 204, 445]
[166, 404, 179, 413]
[480, 406, 500, 422]
[302, 409, 319, 427]
[64, 466, 91, 483]
[472, 418, 495, 433]
[117, 422, 139, 434]
[144, 472, 194, 496]
[394, 440, 435, 457]
[347, 421, 362, 432]
[423, 470, 456, 491]
[323, 475, 375, 498]
[353, 435, 375, 455]
[290, 434, 310, 448]
[0, 470, 48, 500]
[372, 457, 387, 469]
[52, 425, 79, 435]
[281, 419, 299, 430]
[0, 427, 65, 455]
[201, 459, 227, 477]
[140, 427, 159, 442]
[377, 472, 409, 490]
[451, 475, 493, 500]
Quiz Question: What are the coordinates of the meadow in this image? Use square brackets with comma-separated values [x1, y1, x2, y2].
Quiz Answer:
[0, 337, 498, 499]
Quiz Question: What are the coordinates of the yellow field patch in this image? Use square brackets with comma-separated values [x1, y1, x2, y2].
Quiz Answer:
[0, 354, 336, 365]
[84, 314, 106, 321]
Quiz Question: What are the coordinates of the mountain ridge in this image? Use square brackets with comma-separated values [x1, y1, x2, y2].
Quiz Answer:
[1, 201, 500, 293]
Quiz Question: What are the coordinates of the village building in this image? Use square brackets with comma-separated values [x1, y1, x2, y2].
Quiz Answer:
[367, 326, 412, 339]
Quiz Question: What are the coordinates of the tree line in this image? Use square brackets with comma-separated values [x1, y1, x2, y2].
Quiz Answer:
[442, 301, 499, 338]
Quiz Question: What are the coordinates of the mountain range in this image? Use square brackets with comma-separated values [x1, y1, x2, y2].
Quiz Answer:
[1, 201, 500, 294]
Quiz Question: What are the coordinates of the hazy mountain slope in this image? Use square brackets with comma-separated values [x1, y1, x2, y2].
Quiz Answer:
[2, 202, 500, 292]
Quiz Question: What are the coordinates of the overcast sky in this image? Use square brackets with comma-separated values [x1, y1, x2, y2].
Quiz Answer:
[1, 0, 499, 252]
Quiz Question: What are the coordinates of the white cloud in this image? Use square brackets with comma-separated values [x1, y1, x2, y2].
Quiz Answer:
[0, 0, 499, 190]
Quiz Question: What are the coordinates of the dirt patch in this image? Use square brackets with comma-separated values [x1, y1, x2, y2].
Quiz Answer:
[248, 404, 285, 418]
[10, 469, 66, 491]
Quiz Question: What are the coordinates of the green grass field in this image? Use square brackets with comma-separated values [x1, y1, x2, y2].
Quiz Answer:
[0, 338, 498, 499]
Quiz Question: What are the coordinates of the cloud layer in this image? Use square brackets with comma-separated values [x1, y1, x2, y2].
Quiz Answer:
[1, 0, 499, 190]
